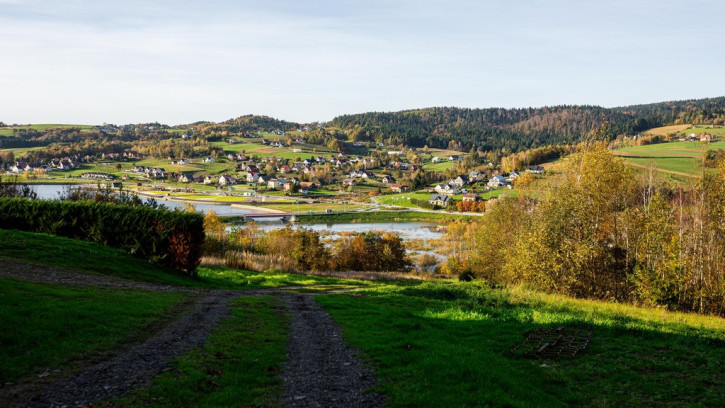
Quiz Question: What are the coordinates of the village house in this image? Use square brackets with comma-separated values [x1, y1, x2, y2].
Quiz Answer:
[178, 173, 193, 183]
[389, 184, 409, 193]
[256, 175, 271, 186]
[343, 178, 357, 187]
[203, 157, 216, 163]
[267, 178, 282, 190]
[448, 155, 463, 161]
[435, 184, 460, 195]
[450, 175, 469, 187]
[468, 170, 484, 182]
[203, 175, 215, 184]
[81, 172, 114, 180]
[428, 194, 451, 207]
[462, 193, 482, 202]
[55, 159, 75, 170]
[146, 168, 167, 178]
[431, 156, 442, 163]
[11, 161, 33, 173]
[526, 165, 544, 174]
[381, 175, 396, 184]
[508, 171, 520, 180]
[487, 175, 509, 187]
[218, 174, 237, 186]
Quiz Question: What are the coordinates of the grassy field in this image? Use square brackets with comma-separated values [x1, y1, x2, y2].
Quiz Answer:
[422, 160, 456, 172]
[0, 145, 47, 156]
[3, 229, 725, 406]
[0, 229, 368, 290]
[613, 140, 725, 178]
[3, 124, 95, 131]
[376, 188, 518, 209]
[0, 124, 95, 137]
[213, 141, 339, 160]
[317, 282, 725, 407]
[115, 296, 289, 407]
[687, 126, 725, 136]
[642, 124, 692, 136]
[0, 278, 189, 383]
[642, 124, 725, 137]
[377, 192, 434, 208]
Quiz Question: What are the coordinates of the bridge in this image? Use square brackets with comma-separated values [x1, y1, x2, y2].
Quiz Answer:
[242, 212, 294, 222]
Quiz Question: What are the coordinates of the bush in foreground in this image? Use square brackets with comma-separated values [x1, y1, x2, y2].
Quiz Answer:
[0, 198, 205, 275]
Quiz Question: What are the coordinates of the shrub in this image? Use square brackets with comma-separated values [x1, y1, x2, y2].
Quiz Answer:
[0, 198, 204, 275]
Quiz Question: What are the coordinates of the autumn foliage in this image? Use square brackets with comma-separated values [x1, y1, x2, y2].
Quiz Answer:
[458, 144, 725, 315]
[455, 200, 486, 212]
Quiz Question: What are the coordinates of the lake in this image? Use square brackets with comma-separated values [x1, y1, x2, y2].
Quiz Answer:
[29, 184, 255, 216]
[241, 222, 445, 241]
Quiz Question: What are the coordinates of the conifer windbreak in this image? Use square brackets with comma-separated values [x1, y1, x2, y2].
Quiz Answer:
[0, 198, 205, 275]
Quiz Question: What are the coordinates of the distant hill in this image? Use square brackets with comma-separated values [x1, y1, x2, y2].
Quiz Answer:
[327, 97, 725, 152]
[191, 114, 304, 135]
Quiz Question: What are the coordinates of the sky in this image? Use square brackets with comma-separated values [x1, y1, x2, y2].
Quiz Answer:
[1, 0, 723, 125]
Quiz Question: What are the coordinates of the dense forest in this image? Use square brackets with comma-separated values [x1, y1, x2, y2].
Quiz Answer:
[328, 97, 725, 152]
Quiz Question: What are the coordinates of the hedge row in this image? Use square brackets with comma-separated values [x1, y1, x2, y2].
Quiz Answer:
[0, 198, 205, 275]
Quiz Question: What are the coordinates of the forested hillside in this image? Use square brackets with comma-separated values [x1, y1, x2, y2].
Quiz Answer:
[328, 97, 725, 152]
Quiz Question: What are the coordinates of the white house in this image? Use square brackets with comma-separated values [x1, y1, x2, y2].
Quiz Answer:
[218, 174, 237, 186]
[434, 184, 460, 195]
[487, 175, 509, 187]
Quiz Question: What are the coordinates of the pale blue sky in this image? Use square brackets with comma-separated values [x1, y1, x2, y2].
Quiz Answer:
[1, 0, 723, 125]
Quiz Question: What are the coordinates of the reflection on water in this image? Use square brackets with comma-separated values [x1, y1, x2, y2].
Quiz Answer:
[249, 222, 445, 241]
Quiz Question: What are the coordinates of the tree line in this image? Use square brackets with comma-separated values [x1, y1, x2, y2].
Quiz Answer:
[446, 145, 725, 315]
[327, 97, 725, 153]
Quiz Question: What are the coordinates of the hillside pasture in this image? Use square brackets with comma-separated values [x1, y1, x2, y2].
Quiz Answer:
[686, 126, 725, 136]
[612, 140, 725, 178]
[213, 141, 339, 160]
[422, 160, 456, 172]
[642, 124, 692, 136]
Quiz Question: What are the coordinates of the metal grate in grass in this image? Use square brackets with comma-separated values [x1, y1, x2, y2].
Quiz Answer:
[510, 326, 592, 359]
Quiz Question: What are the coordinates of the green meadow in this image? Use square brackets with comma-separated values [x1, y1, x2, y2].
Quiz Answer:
[318, 282, 725, 407]
[614, 140, 725, 178]
[2, 226, 724, 407]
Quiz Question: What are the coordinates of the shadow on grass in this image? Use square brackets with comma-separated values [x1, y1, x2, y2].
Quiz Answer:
[317, 282, 725, 408]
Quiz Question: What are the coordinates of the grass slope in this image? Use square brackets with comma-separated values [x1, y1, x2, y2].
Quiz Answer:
[0, 229, 370, 290]
[317, 282, 725, 407]
[613, 140, 725, 178]
[0, 279, 189, 383]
